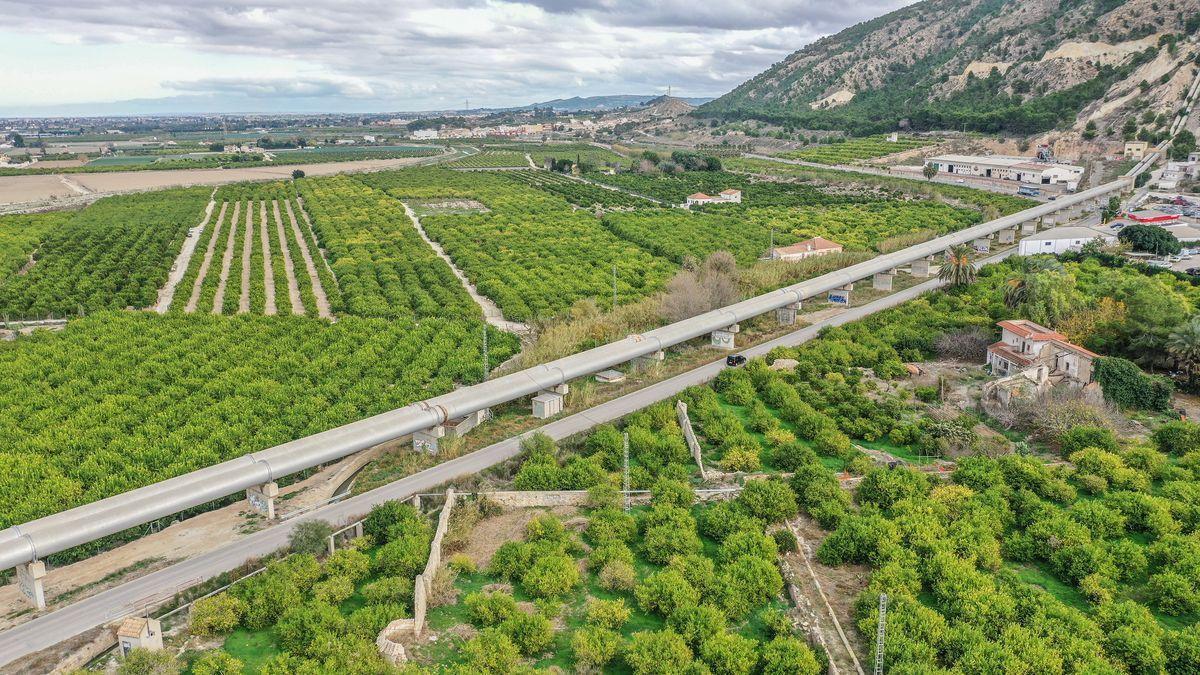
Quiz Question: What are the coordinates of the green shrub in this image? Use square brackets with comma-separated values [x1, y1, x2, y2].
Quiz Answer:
[361, 576, 413, 606]
[572, 626, 622, 670]
[463, 627, 521, 673]
[465, 591, 518, 627]
[500, 611, 555, 656]
[521, 553, 580, 599]
[586, 598, 632, 630]
[626, 630, 694, 675]
[189, 593, 246, 637]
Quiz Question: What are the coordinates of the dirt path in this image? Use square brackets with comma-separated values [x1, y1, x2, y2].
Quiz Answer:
[57, 175, 91, 196]
[525, 153, 537, 168]
[238, 200, 253, 313]
[272, 200, 305, 316]
[283, 199, 332, 319]
[294, 197, 340, 291]
[211, 201, 240, 315]
[401, 200, 530, 333]
[787, 516, 870, 675]
[260, 201, 276, 316]
[154, 193, 216, 313]
[184, 202, 227, 313]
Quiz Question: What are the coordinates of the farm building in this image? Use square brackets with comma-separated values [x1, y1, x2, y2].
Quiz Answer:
[685, 189, 742, 207]
[927, 154, 1085, 190]
[768, 236, 843, 261]
[1017, 226, 1115, 255]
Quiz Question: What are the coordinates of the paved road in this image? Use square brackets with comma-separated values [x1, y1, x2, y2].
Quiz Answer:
[0, 254, 1011, 666]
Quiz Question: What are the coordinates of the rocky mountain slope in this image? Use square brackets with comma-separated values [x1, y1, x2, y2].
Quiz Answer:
[699, 0, 1200, 137]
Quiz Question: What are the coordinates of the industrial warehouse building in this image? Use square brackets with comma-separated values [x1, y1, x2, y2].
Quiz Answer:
[1017, 226, 1115, 255]
[928, 154, 1085, 191]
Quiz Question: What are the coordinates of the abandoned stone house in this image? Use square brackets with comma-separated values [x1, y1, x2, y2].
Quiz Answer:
[983, 320, 1101, 408]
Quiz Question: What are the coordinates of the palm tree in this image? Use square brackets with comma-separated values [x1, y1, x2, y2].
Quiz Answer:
[939, 245, 977, 287]
[1003, 276, 1029, 309]
[1167, 316, 1200, 384]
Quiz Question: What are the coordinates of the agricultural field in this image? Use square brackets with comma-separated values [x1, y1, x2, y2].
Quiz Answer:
[0, 312, 517, 544]
[723, 156, 1036, 216]
[587, 171, 857, 206]
[0, 210, 73, 282]
[0, 187, 210, 319]
[173, 469, 812, 674]
[499, 254, 1200, 672]
[779, 135, 935, 164]
[601, 200, 979, 264]
[446, 151, 529, 169]
[297, 175, 479, 320]
[0, 146, 443, 176]
[503, 170, 653, 208]
[171, 181, 335, 319]
[362, 169, 677, 321]
[525, 143, 628, 168]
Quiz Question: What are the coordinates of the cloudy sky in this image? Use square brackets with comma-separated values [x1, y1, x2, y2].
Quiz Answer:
[0, 0, 915, 115]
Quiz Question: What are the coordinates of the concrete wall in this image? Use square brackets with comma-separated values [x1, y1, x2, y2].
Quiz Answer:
[676, 401, 707, 481]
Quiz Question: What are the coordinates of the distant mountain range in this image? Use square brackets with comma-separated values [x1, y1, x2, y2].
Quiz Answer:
[0, 93, 713, 119]
[517, 94, 712, 112]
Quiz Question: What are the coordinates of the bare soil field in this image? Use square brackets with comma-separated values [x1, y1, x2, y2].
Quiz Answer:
[0, 155, 439, 206]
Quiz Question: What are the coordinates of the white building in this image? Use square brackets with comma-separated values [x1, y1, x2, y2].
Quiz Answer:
[411, 129, 438, 140]
[768, 237, 843, 261]
[685, 189, 742, 207]
[928, 154, 1085, 190]
[1017, 226, 1115, 255]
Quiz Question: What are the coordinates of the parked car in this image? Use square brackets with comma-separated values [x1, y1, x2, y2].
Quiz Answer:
[726, 354, 747, 367]
[1186, 267, 1200, 276]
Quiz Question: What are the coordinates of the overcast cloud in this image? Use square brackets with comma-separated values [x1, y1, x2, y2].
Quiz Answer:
[0, 0, 916, 113]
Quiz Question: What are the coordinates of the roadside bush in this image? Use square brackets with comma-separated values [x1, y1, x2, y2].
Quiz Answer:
[288, 520, 334, 556]
[363, 501, 426, 543]
[190, 651, 243, 675]
[324, 548, 371, 582]
[189, 593, 246, 637]
[116, 649, 181, 675]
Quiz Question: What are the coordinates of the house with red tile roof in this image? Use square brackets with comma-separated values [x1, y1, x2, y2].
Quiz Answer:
[685, 189, 742, 207]
[768, 237, 844, 262]
[986, 319, 1098, 383]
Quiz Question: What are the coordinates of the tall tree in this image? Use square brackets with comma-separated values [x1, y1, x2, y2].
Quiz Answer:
[939, 245, 976, 287]
[1167, 316, 1200, 384]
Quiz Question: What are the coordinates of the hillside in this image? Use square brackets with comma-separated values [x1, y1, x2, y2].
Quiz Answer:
[699, 0, 1200, 137]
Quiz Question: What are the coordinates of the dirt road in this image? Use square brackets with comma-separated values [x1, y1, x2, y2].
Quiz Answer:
[154, 194, 216, 313]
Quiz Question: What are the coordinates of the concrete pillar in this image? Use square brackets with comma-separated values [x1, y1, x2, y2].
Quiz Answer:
[998, 228, 1016, 244]
[634, 350, 665, 370]
[1021, 220, 1038, 235]
[710, 323, 740, 350]
[413, 425, 445, 454]
[910, 256, 935, 277]
[245, 481, 279, 520]
[972, 237, 991, 252]
[409, 494, 421, 510]
[532, 390, 564, 418]
[327, 534, 337, 556]
[15, 560, 46, 610]
[775, 302, 801, 325]
[872, 270, 895, 291]
[355, 522, 364, 538]
[1041, 214, 1056, 229]
[827, 287, 851, 307]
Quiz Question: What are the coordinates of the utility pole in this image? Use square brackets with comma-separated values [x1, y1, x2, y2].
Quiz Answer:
[612, 264, 618, 311]
[874, 593, 888, 675]
[623, 432, 631, 512]
[482, 324, 489, 381]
